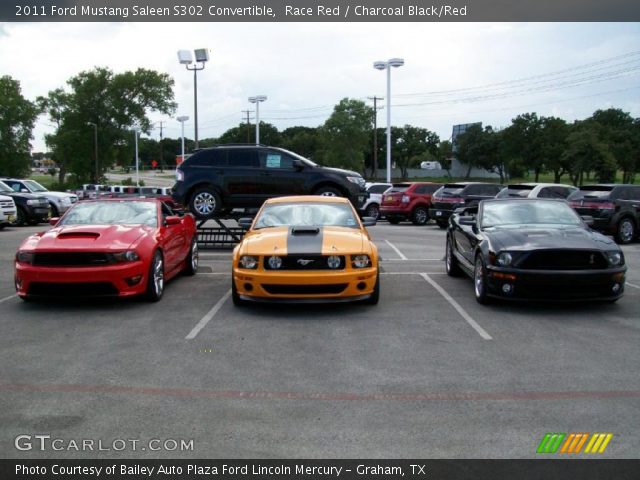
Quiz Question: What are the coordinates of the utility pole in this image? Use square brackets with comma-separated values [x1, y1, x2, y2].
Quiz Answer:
[157, 121, 165, 172]
[241, 110, 254, 143]
[368, 96, 384, 180]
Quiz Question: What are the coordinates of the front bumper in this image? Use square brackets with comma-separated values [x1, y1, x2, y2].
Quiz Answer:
[15, 261, 149, 298]
[484, 266, 626, 301]
[233, 266, 378, 302]
[24, 205, 50, 222]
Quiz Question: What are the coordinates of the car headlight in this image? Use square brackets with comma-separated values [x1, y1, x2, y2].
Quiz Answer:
[606, 251, 624, 266]
[352, 255, 371, 268]
[111, 251, 140, 262]
[327, 255, 342, 269]
[346, 176, 365, 187]
[496, 252, 513, 267]
[16, 251, 34, 264]
[239, 255, 258, 269]
[26, 199, 38, 205]
[267, 256, 283, 269]
[61, 197, 72, 205]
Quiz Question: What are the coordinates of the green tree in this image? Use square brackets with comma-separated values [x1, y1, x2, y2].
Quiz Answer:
[538, 116, 571, 183]
[390, 125, 439, 179]
[563, 122, 615, 186]
[39, 67, 176, 183]
[590, 108, 636, 183]
[217, 122, 281, 146]
[502, 112, 544, 181]
[455, 123, 486, 178]
[0, 76, 40, 177]
[281, 126, 320, 161]
[319, 98, 374, 172]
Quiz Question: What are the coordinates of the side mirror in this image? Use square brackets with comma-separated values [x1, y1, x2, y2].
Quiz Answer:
[49, 217, 60, 226]
[458, 216, 476, 226]
[361, 217, 377, 227]
[165, 215, 181, 226]
[581, 215, 594, 227]
[238, 217, 253, 229]
[292, 159, 305, 170]
[21, 188, 29, 193]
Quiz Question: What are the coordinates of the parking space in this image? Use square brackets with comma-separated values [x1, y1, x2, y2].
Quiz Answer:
[1, 222, 639, 458]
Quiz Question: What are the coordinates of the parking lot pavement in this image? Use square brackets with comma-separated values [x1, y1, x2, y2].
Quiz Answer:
[1, 222, 639, 458]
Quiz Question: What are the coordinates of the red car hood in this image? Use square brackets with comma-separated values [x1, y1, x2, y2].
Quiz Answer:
[28, 224, 152, 251]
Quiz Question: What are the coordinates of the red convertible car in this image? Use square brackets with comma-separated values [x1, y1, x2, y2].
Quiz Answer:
[14, 198, 198, 301]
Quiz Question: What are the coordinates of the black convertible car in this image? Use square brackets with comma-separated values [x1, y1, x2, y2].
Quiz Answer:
[445, 198, 626, 303]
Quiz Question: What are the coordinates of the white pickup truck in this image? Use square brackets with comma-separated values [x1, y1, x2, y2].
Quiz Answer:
[0, 194, 17, 229]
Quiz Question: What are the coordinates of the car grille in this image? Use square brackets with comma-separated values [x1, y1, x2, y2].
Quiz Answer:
[518, 250, 609, 270]
[0, 200, 14, 209]
[32, 252, 114, 267]
[263, 255, 346, 270]
[28, 282, 119, 296]
[262, 284, 348, 295]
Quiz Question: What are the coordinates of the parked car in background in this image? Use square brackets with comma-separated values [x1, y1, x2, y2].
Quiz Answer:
[420, 161, 442, 170]
[172, 145, 368, 219]
[496, 183, 577, 200]
[568, 184, 640, 244]
[430, 182, 504, 229]
[380, 182, 443, 225]
[0, 195, 17, 229]
[0, 180, 49, 226]
[1, 178, 78, 217]
[362, 182, 392, 219]
[445, 198, 626, 304]
[15, 198, 198, 302]
[232, 196, 379, 305]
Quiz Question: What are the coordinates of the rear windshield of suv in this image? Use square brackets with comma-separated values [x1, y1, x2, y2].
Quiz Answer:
[440, 184, 465, 195]
[388, 183, 411, 193]
[497, 185, 534, 198]
[568, 186, 614, 199]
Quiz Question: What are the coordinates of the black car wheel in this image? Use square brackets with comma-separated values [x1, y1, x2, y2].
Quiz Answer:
[436, 220, 448, 229]
[615, 217, 636, 244]
[14, 207, 27, 226]
[145, 251, 165, 302]
[363, 270, 380, 305]
[50, 203, 59, 217]
[474, 255, 490, 304]
[183, 237, 198, 276]
[365, 203, 380, 220]
[445, 236, 463, 277]
[387, 217, 401, 225]
[411, 206, 429, 225]
[314, 186, 343, 197]
[189, 188, 222, 219]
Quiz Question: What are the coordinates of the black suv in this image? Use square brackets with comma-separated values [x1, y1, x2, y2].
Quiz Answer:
[429, 182, 504, 228]
[172, 145, 368, 218]
[0, 180, 50, 226]
[568, 184, 640, 244]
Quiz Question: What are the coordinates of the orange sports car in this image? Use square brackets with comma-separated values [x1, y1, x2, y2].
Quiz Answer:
[232, 196, 379, 305]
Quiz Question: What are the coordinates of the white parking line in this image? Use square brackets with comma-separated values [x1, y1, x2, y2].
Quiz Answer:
[381, 258, 442, 262]
[384, 240, 408, 260]
[381, 272, 445, 275]
[420, 273, 493, 341]
[0, 294, 18, 304]
[185, 289, 231, 340]
[626, 282, 640, 290]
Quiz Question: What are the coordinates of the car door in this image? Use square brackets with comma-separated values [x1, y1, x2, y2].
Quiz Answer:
[225, 149, 266, 207]
[159, 203, 187, 273]
[259, 149, 307, 196]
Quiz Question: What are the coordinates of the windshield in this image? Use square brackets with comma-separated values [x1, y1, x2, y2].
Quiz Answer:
[276, 148, 318, 167]
[60, 201, 158, 227]
[568, 188, 613, 200]
[254, 202, 360, 229]
[23, 180, 49, 192]
[481, 200, 582, 228]
[0, 181, 13, 193]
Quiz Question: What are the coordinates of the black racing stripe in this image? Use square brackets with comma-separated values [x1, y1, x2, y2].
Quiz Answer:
[287, 226, 324, 254]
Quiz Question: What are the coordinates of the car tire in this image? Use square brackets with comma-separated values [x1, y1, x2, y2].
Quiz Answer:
[615, 217, 636, 244]
[436, 220, 448, 229]
[189, 187, 222, 219]
[474, 255, 491, 305]
[313, 186, 343, 197]
[365, 203, 380, 220]
[387, 217, 401, 225]
[183, 237, 198, 276]
[145, 251, 165, 302]
[411, 206, 429, 225]
[14, 207, 27, 226]
[50, 203, 59, 217]
[445, 236, 463, 277]
[231, 278, 245, 307]
[363, 270, 380, 305]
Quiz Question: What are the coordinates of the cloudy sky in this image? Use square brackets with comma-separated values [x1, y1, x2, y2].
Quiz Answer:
[1, 22, 639, 151]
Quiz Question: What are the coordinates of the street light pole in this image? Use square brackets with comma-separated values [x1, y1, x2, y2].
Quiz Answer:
[178, 49, 209, 150]
[248, 95, 267, 145]
[133, 127, 140, 187]
[87, 122, 98, 183]
[374, 58, 404, 183]
[177, 116, 189, 166]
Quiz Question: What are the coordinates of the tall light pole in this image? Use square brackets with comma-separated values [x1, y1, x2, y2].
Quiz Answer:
[87, 122, 98, 183]
[248, 95, 267, 145]
[178, 48, 209, 150]
[374, 58, 404, 183]
[132, 126, 140, 187]
[177, 116, 189, 166]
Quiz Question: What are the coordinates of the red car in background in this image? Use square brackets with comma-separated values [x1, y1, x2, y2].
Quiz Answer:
[380, 182, 443, 225]
[15, 198, 198, 302]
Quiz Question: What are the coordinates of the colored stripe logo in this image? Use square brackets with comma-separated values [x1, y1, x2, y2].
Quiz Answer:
[537, 433, 613, 454]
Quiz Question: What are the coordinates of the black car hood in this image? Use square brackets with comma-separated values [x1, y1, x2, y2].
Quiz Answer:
[485, 226, 617, 252]
[320, 166, 362, 178]
[2, 191, 43, 201]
